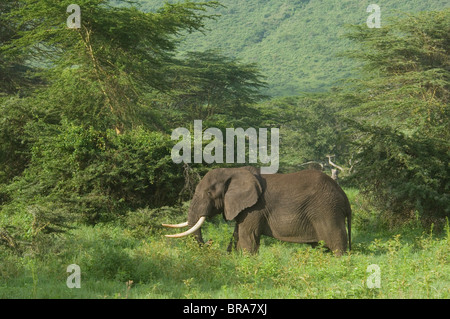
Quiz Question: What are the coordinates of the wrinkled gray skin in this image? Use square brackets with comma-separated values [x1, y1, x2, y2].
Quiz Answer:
[186, 167, 351, 255]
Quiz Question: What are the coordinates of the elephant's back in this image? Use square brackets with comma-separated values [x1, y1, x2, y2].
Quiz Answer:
[262, 169, 350, 213]
[262, 169, 330, 194]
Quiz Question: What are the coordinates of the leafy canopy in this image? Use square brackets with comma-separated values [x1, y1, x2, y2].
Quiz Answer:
[344, 9, 450, 223]
[3, 0, 221, 131]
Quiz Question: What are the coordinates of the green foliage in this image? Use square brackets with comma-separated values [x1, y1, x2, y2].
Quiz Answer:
[257, 94, 352, 172]
[349, 124, 449, 223]
[0, 0, 39, 95]
[3, 120, 183, 220]
[1, 2, 449, 298]
[0, 96, 34, 186]
[151, 49, 268, 127]
[140, 0, 450, 96]
[0, 0, 239, 252]
[343, 9, 450, 224]
[344, 9, 450, 138]
[1, 121, 186, 251]
[3, 0, 221, 131]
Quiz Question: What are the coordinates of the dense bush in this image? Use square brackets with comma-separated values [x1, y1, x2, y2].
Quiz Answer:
[0, 121, 185, 251]
[5, 120, 184, 219]
[0, 96, 36, 187]
[350, 124, 449, 225]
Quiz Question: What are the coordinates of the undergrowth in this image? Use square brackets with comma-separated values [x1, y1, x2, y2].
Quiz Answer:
[1, 216, 448, 299]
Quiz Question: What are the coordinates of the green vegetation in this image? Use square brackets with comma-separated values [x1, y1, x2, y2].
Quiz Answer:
[1, 191, 449, 298]
[0, 0, 449, 299]
[139, 0, 449, 96]
[344, 9, 449, 223]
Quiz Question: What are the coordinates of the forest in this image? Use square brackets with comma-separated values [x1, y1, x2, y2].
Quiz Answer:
[0, 0, 449, 299]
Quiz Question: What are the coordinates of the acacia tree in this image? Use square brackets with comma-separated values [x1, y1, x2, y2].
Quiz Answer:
[344, 9, 449, 137]
[149, 49, 267, 130]
[4, 0, 220, 132]
[344, 9, 449, 225]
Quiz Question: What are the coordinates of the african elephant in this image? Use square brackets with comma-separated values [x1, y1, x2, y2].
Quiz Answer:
[163, 167, 351, 255]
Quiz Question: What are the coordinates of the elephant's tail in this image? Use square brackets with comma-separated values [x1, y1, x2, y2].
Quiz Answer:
[341, 191, 352, 252]
[347, 209, 351, 251]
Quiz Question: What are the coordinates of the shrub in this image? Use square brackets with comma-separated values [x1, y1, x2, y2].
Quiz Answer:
[350, 124, 449, 227]
[0, 120, 185, 251]
[7, 120, 184, 219]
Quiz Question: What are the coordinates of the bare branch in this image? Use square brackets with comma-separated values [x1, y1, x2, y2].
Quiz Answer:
[326, 155, 344, 172]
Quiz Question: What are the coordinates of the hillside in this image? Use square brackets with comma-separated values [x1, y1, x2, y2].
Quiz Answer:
[138, 0, 449, 96]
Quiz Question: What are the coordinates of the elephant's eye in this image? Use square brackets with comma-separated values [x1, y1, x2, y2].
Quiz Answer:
[207, 191, 212, 197]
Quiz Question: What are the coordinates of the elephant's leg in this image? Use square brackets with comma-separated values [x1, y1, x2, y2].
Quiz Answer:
[227, 224, 239, 253]
[232, 210, 265, 254]
[314, 218, 347, 256]
[236, 224, 261, 254]
[329, 228, 348, 256]
[236, 235, 260, 254]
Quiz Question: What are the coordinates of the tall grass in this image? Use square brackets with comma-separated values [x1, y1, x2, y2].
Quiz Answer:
[0, 190, 449, 299]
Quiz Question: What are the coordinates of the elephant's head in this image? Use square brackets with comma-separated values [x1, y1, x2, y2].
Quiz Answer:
[163, 167, 263, 242]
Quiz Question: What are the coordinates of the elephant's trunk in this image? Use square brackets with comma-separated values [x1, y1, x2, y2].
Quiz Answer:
[192, 227, 204, 244]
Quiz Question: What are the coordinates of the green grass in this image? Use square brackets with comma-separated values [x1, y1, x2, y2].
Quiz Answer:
[1, 190, 449, 299]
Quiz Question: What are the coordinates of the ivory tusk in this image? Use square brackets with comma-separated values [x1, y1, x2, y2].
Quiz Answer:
[161, 221, 189, 228]
[165, 216, 206, 238]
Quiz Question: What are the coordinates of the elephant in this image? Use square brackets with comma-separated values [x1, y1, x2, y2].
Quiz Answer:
[163, 166, 351, 255]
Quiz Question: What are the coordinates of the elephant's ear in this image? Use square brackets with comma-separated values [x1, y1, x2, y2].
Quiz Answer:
[223, 169, 262, 221]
